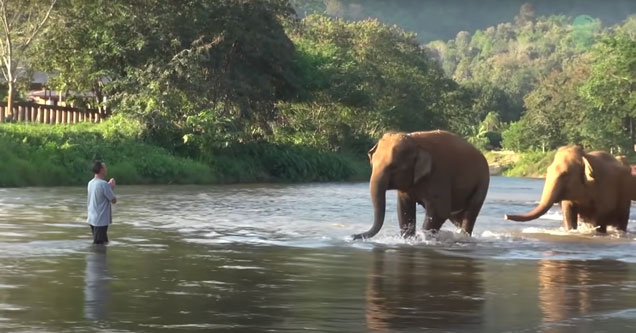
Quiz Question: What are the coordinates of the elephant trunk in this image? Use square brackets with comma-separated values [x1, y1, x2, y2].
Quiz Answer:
[505, 174, 563, 222]
[352, 172, 387, 240]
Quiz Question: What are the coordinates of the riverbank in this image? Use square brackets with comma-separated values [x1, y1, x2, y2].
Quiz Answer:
[0, 121, 566, 187]
[484, 150, 555, 178]
[0, 121, 369, 187]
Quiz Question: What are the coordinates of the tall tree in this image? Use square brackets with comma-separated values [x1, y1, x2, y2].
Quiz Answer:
[582, 29, 636, 151]
[0, 0, 56, 117]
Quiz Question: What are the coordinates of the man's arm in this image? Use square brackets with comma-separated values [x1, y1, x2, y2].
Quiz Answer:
[103, 182, 117, 204]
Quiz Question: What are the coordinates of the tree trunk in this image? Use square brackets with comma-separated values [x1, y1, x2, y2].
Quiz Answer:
[7, 81, 13, 118]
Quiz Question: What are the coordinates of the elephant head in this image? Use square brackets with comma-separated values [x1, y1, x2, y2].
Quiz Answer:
[352, 133, 431, 240]
[616, 156, 636, 200]
[616, 155, 629, 167]
[505, 146, 594, 222]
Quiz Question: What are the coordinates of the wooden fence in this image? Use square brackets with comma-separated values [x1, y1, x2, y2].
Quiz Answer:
[0, 104, 108, 124]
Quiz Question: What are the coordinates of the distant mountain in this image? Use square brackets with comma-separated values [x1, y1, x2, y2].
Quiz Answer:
[293, 0, 636, 42]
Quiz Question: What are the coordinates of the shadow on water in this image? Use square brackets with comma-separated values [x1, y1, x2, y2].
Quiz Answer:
[84, 245, 110, 323]
[365, 247, 485, 331]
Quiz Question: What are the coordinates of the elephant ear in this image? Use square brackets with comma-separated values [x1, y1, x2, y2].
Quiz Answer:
[368, 143, 378, 163]
[582, 156, 595, 182]
[413, 150, 432, 184]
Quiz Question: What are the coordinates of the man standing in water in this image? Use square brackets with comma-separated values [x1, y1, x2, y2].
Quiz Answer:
[87, 161, 117, 244]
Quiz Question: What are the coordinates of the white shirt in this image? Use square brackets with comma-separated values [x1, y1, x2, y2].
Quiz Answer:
[87, 178, 115, 227]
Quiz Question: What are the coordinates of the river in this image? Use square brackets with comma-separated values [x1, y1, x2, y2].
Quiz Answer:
[0, 177, 635, 332]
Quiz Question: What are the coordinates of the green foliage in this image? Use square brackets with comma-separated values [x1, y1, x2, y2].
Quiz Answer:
[503, 150, 556, 177]
[580, 26, 636, 151]
[505, 60, 589, 151]
[504, 20, 636, 153]
[0, 120, 213, 186]
[286, 15, 455, 143]
[39, 0, 301, 146]
[209, 143, 369, 183]
[311, 0, 636, 43]
[0, 119, 368, 187]
[7, 0, 633, 188]
[428, 14, 601, 123]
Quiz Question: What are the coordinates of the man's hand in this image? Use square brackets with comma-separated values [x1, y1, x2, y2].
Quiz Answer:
[108, 178, 116, 188]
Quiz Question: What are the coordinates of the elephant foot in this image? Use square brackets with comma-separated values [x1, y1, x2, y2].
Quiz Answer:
[400, 225, 416, 238]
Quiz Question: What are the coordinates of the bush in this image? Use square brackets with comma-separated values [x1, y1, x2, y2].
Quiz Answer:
[504, 150, 556, 177]
[206, 142, 370, 183]
[0, 121, 213, 186]
[0, 118, 370, 187]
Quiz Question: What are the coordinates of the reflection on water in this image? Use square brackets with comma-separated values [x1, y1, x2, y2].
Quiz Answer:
[365, 248, 483, 331]
[84, 245, 110, 323]
[539, 260, 591, 324]
[1, 178, 636, 331]
[538, 259, 633, 332]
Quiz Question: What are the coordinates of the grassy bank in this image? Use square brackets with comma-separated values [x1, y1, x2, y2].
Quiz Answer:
[0, 120, 369, 187]
[484, 150, 555, 178]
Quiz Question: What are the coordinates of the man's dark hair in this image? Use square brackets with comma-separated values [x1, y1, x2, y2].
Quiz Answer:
[92, 161, 105, 174]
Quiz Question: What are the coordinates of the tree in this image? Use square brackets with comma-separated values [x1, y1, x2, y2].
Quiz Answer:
[289, 15, 455, 141]
[515, 3, 536, 26]
[501, 58, 591, 152]
[0, 0, 56, 117]
[582, 30, 636, 151]
[38, 0, 300, 148]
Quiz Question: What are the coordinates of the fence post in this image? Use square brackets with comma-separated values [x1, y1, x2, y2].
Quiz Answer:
[37, 106, 42, 123]
[0, 106, 4, 122]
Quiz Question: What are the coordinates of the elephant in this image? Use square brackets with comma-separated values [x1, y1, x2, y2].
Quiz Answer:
[615, 155, 629, 167]
[615, 155, 636, 199]
[505, 145, 632, 232]
[616, 155, 636, 178]
[352, 130, 490, 240]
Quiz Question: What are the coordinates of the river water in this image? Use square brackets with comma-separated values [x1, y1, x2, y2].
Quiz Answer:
[0, 177, 636, 332]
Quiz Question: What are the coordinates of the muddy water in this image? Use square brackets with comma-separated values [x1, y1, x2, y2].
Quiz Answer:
[1, 177, 636, 332]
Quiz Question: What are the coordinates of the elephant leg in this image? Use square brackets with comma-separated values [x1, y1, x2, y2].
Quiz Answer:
[561, 201, 578, 230]
[423, 201, 446, 232]
[459, 183, 488, 236]
[449, 214, 463, 229]
[460, 212, 478, 235]
[614, 200, 631, 232]
[449, 211, 474, 234]
[397, 191, 416, 238]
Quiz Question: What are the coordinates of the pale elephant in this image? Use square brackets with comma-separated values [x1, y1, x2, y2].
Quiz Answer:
[506, 145, 632, 232]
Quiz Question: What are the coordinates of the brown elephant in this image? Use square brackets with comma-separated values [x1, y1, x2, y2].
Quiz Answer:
[615, 156, 636, 198]
[615, 155, 629, 167]
[505, 145, 632, 232]
[352, 130, 490, 240]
